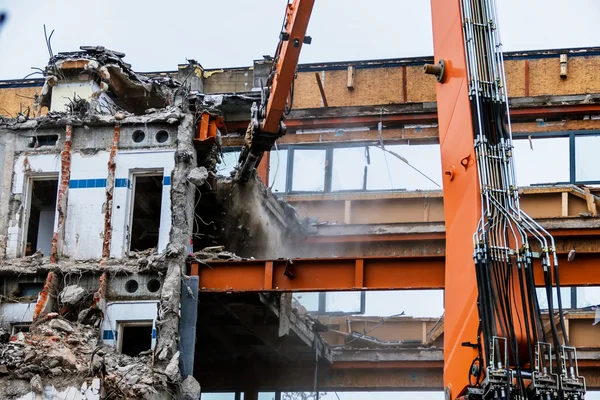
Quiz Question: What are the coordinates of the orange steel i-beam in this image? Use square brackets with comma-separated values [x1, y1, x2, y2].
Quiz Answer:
[429, 0, 480, 397]
[194, 253, 600, 292]
[262, 0, 315, 133]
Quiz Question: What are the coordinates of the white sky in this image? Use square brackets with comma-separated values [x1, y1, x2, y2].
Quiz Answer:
[1, 2, 599, 398]
[0, 0, 599, 79]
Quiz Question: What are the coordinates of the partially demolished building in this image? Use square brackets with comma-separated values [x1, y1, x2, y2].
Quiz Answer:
[0, 46, 600, 399]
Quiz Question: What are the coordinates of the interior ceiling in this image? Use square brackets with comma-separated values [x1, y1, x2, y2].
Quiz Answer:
[196, 293, 322, 365]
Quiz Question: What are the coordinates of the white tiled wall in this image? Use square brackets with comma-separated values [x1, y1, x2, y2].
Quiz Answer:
[63, 152, 110, 260]
[101, 300, 158, 349]
[0, 302, 35, 329]
[8, 149, 174, 260]
[9, 154, 61, 258]
[110, 150, 174, 258]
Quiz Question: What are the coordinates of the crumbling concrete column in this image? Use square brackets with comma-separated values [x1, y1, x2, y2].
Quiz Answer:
[50, 124, 73, 263]
[154, 114, 196, 383]
[101, 124, 120, 261]
[0, 132, 16, 259]
[32, 272, 59, 322]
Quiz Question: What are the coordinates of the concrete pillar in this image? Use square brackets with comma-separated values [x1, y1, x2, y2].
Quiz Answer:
[0, 132, 16, 258]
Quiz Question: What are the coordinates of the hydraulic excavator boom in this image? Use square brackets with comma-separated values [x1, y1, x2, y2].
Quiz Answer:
[234, 0, 314, 182]
[234, 1, 585, 399]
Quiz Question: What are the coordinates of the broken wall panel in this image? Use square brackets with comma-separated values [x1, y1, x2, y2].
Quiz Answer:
[110, 150, 174, 258]
[0, 302, 35, 332]
[8, 153, 61, 258]
[63, 151, 110, 260]
[118, 124, 177, 149]
[101, 300, 159, 353]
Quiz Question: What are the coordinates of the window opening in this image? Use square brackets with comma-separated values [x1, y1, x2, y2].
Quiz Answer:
[291, 149, 327, 192]
[575, 134, 600, 182]
[130, 174, 163, 252]
[18, 282, 44, 297]
[119, 323, 153, 356]
[11, 324, 31, 335]
[512, 137, 570, 185]
[25, 178, 58, 256]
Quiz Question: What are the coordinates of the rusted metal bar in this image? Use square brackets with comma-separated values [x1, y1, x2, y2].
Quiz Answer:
[50, 124, 73, 263]
[102, 124, 120, 260]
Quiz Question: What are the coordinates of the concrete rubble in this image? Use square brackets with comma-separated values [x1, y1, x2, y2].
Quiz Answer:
[0, 43, 315, 399]
[0, 313, 167, 399]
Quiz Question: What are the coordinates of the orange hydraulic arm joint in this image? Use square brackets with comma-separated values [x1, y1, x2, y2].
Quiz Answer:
[235, 0, 314, 182]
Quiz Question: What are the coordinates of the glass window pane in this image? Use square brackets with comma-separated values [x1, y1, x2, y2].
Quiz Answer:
[577, 287, 600, 308]
[326, 292, 363, 313]
[270, 148, 288, 193]
[217, 150, 240, 177]
[366, 144, 442, 191]
[293, 293, 319, 312]
[575, 135, 600, 182]
[292, 149, 326, 192]
[512, 138, 570, 186]
[536, 287, 572, 309]
[332, 147, 366, 191]
[202, 393, 236, 400]
[258, 393, 276, 400]
[365, 290, 444, 318]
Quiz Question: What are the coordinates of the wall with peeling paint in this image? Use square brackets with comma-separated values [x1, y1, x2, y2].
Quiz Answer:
[8, 153, 62, 258]
[0, 302, 35, 330]
[62, 151, 111, 260]
[101, 300, 159, 350]
[6, 143, 175, 260]
[110, 150, 175, 258]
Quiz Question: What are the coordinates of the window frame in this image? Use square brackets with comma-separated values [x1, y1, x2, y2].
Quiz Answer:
[117, 320, 154, 355]
[219, 130, 600, 195]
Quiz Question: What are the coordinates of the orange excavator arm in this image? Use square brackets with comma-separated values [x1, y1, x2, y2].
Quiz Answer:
[232, 1, 585, 398]
[235, 0, 314, 182]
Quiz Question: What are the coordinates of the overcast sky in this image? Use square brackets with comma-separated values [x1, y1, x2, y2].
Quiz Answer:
[0, 0, 599, 79]
[1, 1, 598, 397]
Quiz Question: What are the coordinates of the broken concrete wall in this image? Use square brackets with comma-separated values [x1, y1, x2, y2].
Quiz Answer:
[152, 113, 196, 387]
[0, 129, 16, 258]
[110, 147, 175, 258]
[3, 118, 179, 260]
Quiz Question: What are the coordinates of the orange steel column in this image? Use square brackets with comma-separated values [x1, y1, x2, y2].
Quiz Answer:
[430, 0, 480, 398]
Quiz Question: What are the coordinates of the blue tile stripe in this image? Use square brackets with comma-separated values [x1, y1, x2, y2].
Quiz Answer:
[69, 179, 107, 189]
[70, 177, 170, 189]
[115, 178, 130, 188]
[152, 329, 157, 339]
[102, 330, 115, 340]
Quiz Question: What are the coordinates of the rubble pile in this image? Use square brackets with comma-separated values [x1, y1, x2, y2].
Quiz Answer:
[0, 313, 169, 399]
[0, 248, 167, 276]
[188, 245, 245, 264]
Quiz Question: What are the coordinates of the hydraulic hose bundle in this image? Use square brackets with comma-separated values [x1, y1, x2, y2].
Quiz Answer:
[460, 0, 586, 398]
